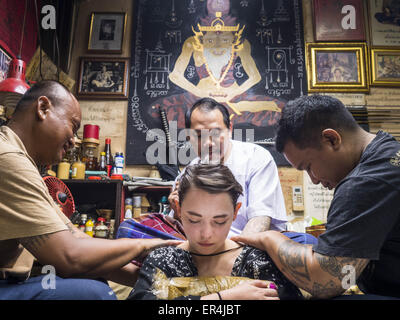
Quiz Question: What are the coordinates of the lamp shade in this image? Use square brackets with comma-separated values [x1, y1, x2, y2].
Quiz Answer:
[0, 57, 30, 111]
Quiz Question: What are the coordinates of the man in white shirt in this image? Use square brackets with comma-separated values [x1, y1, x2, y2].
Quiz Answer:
[168, 98, 287, 237]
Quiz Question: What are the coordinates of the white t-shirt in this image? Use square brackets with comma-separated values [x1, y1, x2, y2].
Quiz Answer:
[173, 139, 287, 237]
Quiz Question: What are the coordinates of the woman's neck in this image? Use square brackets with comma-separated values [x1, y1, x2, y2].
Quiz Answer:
[182, 240, 243, 277]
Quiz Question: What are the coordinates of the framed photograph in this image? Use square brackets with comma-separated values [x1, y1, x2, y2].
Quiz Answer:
[370, 48, 400, 87]
[0, 46, 12, 81]
[88, 12, 127, 53]
[77, 57, 130, 99]
[368, 0, 400, 46]
[306, 42, 369, 92]
[313, 0, 366, 41]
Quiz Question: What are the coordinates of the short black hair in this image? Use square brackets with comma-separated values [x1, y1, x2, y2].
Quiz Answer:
[14, 80, 72, 114]
[185, 97, 230, 129]
[275, 94, 359, 153]
[178, 163, 243, 208]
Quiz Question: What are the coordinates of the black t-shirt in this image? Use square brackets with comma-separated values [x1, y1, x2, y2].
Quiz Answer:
[313, 131, 400, 297]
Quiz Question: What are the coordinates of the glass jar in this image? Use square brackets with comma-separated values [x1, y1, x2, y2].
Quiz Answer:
[57, 158, 71, 179]
[82, 140, 99, 171]
[67, 137, 82, 164]
[94, 218, 109, 238]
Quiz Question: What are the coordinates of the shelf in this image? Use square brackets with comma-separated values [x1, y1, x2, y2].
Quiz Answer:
[63, 179, 124, 234]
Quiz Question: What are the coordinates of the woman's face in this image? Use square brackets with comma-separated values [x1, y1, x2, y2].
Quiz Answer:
[178, 187, 239, 255]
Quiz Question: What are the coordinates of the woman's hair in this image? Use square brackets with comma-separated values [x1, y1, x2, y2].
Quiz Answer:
[178, 164, 243, 208]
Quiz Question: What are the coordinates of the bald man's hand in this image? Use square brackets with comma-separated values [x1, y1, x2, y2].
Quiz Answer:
[168, 181, 180, 215]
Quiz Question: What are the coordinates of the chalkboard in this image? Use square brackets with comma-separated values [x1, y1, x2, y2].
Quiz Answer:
[126, 0, 307, 166]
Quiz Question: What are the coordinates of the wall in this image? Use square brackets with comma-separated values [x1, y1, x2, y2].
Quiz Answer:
[67, 0, 400, 223]
[69, 0, 152, 177]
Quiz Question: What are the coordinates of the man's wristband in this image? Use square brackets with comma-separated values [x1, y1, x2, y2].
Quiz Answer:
[216, 291, 223, 300]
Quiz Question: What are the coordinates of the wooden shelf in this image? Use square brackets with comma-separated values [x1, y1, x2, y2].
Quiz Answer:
[63, 179, 124, 234]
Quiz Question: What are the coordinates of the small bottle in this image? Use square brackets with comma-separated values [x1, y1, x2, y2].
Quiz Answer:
[159, 196, 170, 215]
[85, 218, 94, 237]
[71, 150, 86, 180]
[104, 138, 113, 177]
[94, 218, 108, 238]
[57, 158, 71, 179]
[124, 198, 133, 220]
[99, 151, 106, 172]
[79, 214, 87, 232]
[115, 152, 124, 174]
[108, 219, 115, 239]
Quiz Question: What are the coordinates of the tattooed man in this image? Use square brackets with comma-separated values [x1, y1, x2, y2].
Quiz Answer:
[0, 81, 179, 300]
[233, 95, 400, 299]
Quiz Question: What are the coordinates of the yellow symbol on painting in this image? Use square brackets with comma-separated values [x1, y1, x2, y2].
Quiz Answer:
[168, 11, 280, 115]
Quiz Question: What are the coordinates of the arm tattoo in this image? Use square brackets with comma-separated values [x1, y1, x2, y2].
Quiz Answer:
[277, 240, 311, 282]
[315, 253, 369, 281]
[311, 254, 369, 298]
[19, 233, 51, 253]
[276, 240, 369, 298]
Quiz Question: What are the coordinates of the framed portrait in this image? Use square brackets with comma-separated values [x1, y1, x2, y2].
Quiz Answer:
[77, 57, 130, 99]
[306, 42, 369, 92]
[370, 48, 400, 87]
[0, 46, 12, 81]
[88, 12, 127, 53]
[368, 0, 400, 46]
[313, 0, 366, 41]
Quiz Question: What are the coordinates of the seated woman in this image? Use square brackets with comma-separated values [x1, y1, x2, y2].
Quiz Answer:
[128, 164, 303, 300]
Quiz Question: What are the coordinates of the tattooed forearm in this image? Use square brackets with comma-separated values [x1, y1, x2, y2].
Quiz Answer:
[310, 254, 369, 298]
[19, 233, 51, 252]
[315, 253, 369, 283]
[317, 254, 351, 277]
[277, 240, 312, 281]
[276, 240, 370, 298]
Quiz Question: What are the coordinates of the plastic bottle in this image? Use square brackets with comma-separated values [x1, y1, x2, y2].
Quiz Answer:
[57, 159, 71, 179]
[79, 214, 87, 232]
[85, 218, 94, 237]
[108, 219, 115, 239]
[115, 152, 124, 174]
[71, 147, 86, 180]
[124, 197, 133, 220]
[159, 196, 170, 215]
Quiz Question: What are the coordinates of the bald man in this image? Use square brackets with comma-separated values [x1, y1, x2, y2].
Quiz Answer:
[0, 81, 178, 300]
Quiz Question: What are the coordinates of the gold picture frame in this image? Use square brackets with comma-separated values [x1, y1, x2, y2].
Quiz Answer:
[88, 12, 127, 54]
[306, 42, 369, 93]
[370, 47, 400, 87]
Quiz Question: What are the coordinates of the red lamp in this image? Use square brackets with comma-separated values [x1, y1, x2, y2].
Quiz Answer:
[0, 56, 30, 110]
